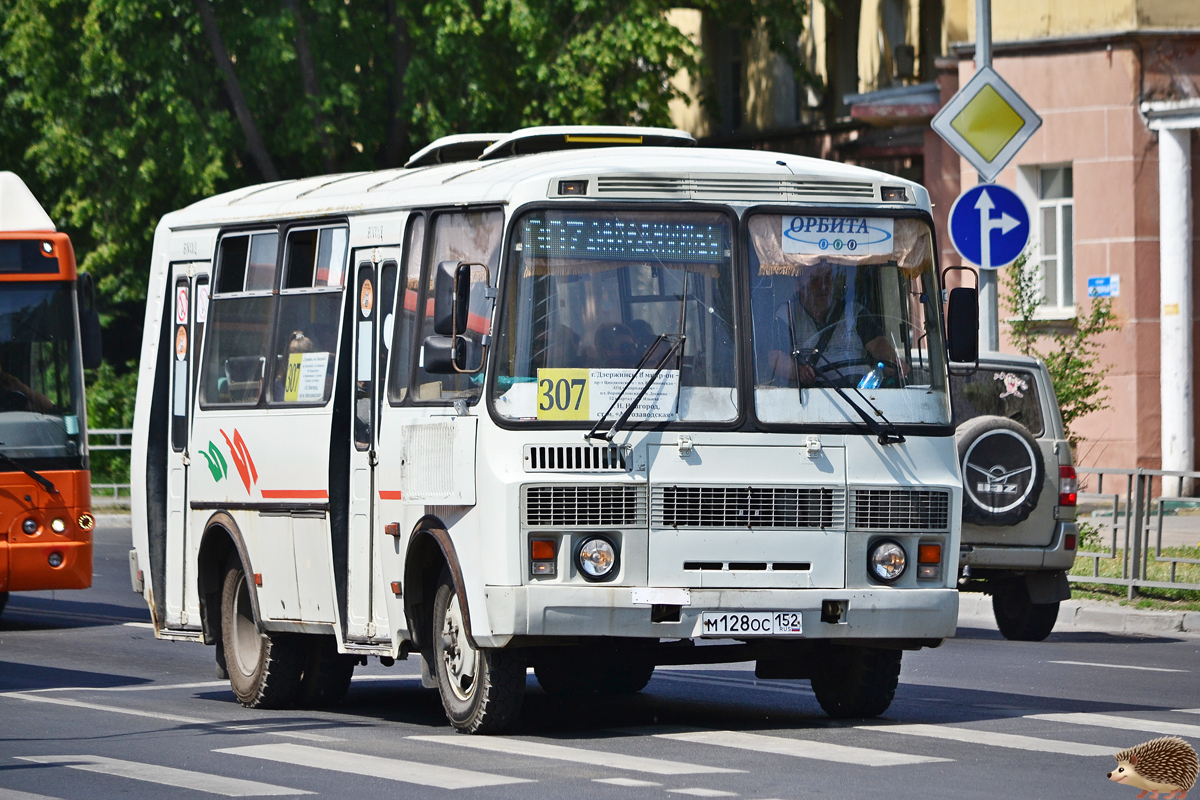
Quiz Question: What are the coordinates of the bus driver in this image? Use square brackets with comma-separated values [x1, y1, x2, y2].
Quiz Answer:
[764, 262, 906, 388]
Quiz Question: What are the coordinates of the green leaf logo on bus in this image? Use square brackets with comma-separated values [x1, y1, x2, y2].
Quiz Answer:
[200, 428, 258, 495]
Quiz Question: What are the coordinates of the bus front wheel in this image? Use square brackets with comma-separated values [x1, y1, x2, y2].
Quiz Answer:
[220, 555, 305, 708]
[810, 645, 901, 719]
[432, 569, 524, 734]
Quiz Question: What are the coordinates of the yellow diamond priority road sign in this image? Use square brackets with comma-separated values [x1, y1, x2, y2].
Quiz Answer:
[932, 66, 1041, 182]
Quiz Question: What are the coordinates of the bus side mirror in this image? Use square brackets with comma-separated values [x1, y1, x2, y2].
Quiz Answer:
[79, 272, 103, 370]
[433, 261, 469, 336]
[946, 286, 979, 364]
[422, 335, 465, 374]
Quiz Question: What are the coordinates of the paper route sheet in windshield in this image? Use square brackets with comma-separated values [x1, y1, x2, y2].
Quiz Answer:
[535, 368, 680, 421]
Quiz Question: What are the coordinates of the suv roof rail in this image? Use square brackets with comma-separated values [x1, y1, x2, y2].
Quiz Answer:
[478, 125, 695, 160]
[405, 133, 506, 168]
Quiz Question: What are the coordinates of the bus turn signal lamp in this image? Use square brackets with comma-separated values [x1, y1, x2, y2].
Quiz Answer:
[1059, 466, 1078, 506]
[917, 543, 942, 580]
[78, 513, 95, 531]
[530, 539, 556, 577]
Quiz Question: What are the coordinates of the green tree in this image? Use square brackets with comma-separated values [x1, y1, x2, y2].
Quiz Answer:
[1002, 253, 1120, 448]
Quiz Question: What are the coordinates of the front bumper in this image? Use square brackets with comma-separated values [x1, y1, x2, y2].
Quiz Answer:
[480, 585, 959, 647]
[2, 539, 92, 592]
[959, 521, 1078, 572]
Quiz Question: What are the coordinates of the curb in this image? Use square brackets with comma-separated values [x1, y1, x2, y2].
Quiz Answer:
[957, 593, 1200, 637]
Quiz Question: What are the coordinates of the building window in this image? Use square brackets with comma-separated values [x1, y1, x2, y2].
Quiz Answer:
[1037, 166, 1074, 311]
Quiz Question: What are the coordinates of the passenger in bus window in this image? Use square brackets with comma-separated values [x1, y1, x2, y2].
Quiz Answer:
[0, 358, 55, 413]
[595, 322, 639, 368]
[531, 324, 582, 371]
[763, 263, 906, 388]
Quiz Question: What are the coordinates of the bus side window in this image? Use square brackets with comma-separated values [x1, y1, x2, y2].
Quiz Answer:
[269, 226, 346, 406]
[200, 231, 279, 407]
[387, 214, 423, 404]
[412, 209, 502, 404]
[376, 259, 398, 424]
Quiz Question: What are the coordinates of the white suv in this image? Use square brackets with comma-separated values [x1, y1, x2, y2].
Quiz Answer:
[951, 351, 1079, 641]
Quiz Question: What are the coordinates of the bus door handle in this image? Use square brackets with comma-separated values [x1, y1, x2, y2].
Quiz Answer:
[368, 449, 378, 467]
[181, 450, 190, 466]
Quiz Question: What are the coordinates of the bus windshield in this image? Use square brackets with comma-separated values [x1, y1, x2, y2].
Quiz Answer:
[492, 209, 737, 424]
[0, 282, 85, 463]
[748, 213, 949, 427]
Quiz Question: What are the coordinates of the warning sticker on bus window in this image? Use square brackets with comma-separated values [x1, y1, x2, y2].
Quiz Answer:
[536, 368, 679, 421]
[284, 352, 331, 402]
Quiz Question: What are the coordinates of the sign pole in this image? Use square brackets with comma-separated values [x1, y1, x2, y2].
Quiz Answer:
[975, 0, 999, 352]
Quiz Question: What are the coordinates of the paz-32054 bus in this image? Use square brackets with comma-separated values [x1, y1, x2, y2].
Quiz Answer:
[131, 126, 978, 733]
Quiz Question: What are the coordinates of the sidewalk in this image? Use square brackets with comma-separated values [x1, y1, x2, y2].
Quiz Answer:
[958, 592, 1200, 636]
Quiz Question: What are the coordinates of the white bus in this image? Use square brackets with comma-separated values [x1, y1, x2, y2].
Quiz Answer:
[131, 126, 978, 733]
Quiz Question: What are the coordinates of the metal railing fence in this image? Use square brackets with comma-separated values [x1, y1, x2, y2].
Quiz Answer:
[1075, 467, 1200, 598]
[87, 428, 132, 507]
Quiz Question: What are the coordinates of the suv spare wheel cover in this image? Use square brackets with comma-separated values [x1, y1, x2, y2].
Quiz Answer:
[956, 415, 1044, 526]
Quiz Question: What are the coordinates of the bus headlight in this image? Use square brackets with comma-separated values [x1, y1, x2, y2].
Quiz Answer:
[868, 539, 906, 583]
[576, 537, 618, 581]
[22, 518, 38, 535]
[51, 518, 66, 533]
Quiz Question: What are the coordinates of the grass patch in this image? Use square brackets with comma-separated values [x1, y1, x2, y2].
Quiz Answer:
[1071, 543, 1200, 610]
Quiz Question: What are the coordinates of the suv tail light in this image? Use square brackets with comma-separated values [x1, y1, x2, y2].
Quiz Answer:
[1059, 465, 1078, 506]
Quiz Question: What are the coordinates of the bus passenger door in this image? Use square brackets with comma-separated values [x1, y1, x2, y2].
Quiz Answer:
[165, 262, 208, 629]
[345, 252, 396, 641]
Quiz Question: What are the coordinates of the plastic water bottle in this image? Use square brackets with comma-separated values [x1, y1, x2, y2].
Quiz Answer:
[858, 362, 886, 390]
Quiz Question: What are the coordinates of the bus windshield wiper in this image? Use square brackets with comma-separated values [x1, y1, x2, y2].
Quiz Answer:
[0, 443, 58, 494]
[585, 333, 686, 443]
[787, 303, 904, 446]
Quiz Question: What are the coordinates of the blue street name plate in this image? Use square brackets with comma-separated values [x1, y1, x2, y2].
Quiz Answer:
[1087, 275, 1120, 298]
[948, 184, 1031, 270]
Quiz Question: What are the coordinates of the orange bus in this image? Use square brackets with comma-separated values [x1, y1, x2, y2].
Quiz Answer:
[0, 172, 100, 617]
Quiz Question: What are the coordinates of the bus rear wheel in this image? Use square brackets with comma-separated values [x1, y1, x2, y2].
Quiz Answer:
[220, 555, 305, 708]
[299, 635, 356, 707]
[432, 569, 524, 734]
[810, 645, 901, 719]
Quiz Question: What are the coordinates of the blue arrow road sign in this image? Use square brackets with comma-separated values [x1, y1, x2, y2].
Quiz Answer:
[948, 184, 1030, 269]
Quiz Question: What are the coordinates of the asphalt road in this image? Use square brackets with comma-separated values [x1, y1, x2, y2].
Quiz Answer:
[2, 520, 1198, 800]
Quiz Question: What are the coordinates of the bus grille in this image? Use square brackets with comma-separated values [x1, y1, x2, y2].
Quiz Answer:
[524, 444, 630, 472]
[522, 485, 647, 527]
[849, 489, 950, 530]
[595, 175, 877, 202]
[652, 486, 846, 529]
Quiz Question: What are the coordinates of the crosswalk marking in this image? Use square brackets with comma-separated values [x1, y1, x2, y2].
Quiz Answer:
[656, 730, 950, 766]
[666, 790, 738, 797]
[2, 692, 203, 724]
[1177, 709, 1200, 715]
[1048, 660, 1188, 673]
[408, 735, 740, 775]
[1029, 713, 1200, 740]
[653, 673, 814, 696]
[0, 789, 66, 800]
[14, 755, 307, 797]
[593, 778, 663, 787]
[23, 680, 227, 694]
[217, 743, 532, 789]
[856, 723, 1120, 756]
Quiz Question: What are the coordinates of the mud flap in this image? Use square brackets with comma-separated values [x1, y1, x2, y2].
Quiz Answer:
[1026, 571, 1070, 604]
[420, 649, 438, 689]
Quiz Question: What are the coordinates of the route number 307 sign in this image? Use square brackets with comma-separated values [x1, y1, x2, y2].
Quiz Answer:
[537, 368, 680, 421]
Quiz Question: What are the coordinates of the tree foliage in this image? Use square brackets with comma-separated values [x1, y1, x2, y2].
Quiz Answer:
[1001, 253, 1121, 449]
[0, 0, 806, 370]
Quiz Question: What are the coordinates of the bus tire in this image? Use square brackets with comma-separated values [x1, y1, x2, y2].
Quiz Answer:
[432, 569, 524, 734]
[299, 635, 356, 706]
[0, 591, 7, 618]
[992, 582, 1059, 642]
[220, 555, 305, 709]
[810, 645, 901, 719]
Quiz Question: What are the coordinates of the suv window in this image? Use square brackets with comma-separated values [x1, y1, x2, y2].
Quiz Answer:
[950, 368, 1044, 437]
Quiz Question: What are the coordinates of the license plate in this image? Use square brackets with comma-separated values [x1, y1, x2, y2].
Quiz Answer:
[700, 611, 803, 637]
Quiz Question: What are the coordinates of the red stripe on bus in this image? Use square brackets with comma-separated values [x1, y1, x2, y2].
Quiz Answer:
[378, 490, 403, 500]
[260, 489, 329, 499]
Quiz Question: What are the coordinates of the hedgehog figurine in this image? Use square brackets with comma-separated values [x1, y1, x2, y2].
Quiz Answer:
[1108, 736, 1198, 799]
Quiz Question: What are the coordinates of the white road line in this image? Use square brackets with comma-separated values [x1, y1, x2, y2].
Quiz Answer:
[1029, 713, 1200, 739]
[1048, 660, 1188, 673]
[1178, 709, 1200, 715]
[657, 730, 950, 767]
[25, 681, 228, 694]
[122, 622, 156, 629]
[666, 790, 738, 797]
[223, 724, 344, 743]
[653, 673, 814, 696]
[856, 723, 1121, 756]
[593, 778, 663, 787]
[1, 692, 203, 724]
[217, 743, 532, 790]
[0, 789, 66, 800]
[14, 755, 307, 797]
[349, 674, 422, 682]
[407, 735, 740, 775]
